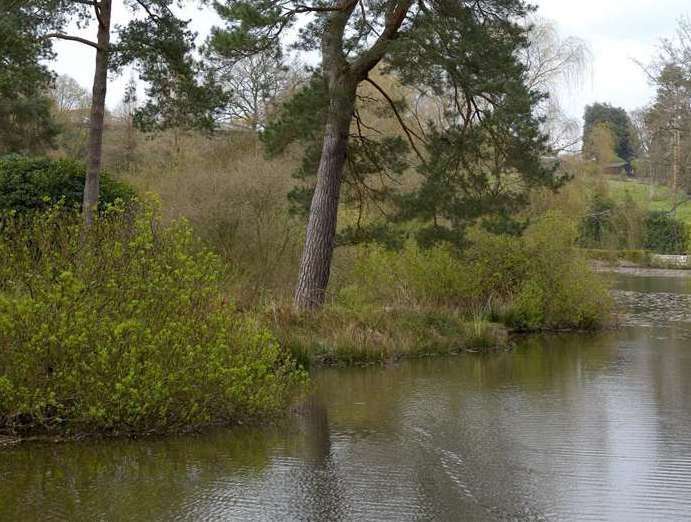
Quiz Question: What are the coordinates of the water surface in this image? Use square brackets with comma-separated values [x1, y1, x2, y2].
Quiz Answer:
[1, 270, 690, 520]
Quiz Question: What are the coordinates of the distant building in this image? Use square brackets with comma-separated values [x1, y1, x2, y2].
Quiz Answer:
[603, 160, 633, 177]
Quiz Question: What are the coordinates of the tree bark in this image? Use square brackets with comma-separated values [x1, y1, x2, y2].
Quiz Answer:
[292, 0, 409, 311]
[83, 0, 112, 226]
[293, 77, 356, 310]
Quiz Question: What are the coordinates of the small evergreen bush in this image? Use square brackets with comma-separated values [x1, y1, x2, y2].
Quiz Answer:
[0, 200, 306, 435]
[0, 155, 134, 213]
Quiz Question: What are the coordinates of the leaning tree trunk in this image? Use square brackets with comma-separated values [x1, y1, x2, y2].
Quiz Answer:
[293, 79, 356, 310]
[83, 0, 112, 226]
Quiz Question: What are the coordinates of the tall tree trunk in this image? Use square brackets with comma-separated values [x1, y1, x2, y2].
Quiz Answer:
[83, 0, 112, 226]
[671, 129, 679, 212]
[293, 79, 356, 310]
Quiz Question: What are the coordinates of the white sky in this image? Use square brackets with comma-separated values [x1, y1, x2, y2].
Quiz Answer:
[51, 0, 690, 120]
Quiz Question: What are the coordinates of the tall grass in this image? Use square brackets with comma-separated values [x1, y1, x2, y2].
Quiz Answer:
[119, 131, 305, 305]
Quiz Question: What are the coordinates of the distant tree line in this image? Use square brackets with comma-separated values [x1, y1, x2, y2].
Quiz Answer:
[582, 18, 690, 200]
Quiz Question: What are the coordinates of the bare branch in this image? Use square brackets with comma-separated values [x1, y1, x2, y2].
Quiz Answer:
[365, 77, 425, 162]
[133, 0, 161, 22]
[45, 33, 103, 50]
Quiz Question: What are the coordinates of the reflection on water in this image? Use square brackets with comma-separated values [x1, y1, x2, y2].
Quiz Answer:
[1, 271, 691, 520]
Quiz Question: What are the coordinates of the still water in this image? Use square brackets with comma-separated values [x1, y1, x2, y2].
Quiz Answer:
[1, 270, 690, 521]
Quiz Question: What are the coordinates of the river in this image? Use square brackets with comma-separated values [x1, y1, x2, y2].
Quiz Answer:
[1, 270, 690, 521]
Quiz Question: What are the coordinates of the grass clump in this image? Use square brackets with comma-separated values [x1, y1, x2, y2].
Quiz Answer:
[0, 200, 306, 436]
[271, 305, 507, 368]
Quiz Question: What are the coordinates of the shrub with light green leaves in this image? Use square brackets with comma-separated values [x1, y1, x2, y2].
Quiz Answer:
[340, 211, 611, 332]
[0, 200, 306, 435]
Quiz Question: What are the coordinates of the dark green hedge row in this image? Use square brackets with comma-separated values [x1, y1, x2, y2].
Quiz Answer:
[0, 155, 134, 213]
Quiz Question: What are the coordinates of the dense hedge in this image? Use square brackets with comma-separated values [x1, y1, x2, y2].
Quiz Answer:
[0, 155, 134, 213]
[0, 201, 306, 435]
[644, 211, 688, 255]
[579, 194, 688, 254]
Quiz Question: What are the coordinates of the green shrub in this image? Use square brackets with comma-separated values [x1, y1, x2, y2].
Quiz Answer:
[644, 211, 688, 254]
[0, 200, 306, 435]
[0, 155, 134, 214]
[578, 193, 616, 247]
[343, 242, 474, 308]
[578, 193, 646, 250]
[341, 212, 612, 332]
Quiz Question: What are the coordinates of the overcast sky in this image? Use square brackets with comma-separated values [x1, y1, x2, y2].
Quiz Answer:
[51, 0, 690, 120]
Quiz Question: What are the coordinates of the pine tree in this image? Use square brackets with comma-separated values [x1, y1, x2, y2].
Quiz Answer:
[26, 0, 224, 224]
[0, 1, 60, 154]
[211, 0, 559, 310]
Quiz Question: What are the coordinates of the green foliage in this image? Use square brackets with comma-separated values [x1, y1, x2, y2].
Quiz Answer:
[0, 201, 306, 434]
[0, 4, 59, 154]
[578, 193, 616, 247]
[498, 214, 611, 331]
[0, 155, 134, 214]
[29, 0, 227, 135]
[644, 211, 689, 254]
[578, 189, 688, 254]
[116, 15, 229, 133]
[342, 212, 611, 331]
[583, 102, 638, 163]
[216, 0, 559, 248]
[578, 192, 647, 250]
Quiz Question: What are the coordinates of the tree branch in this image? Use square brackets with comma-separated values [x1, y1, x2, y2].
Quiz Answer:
[293, 2, 358, 13]
[365, 77, 425, 162]
[352, 0, 413, 78]
[45, 33, 103, 50]
[133, 0, 161, 22]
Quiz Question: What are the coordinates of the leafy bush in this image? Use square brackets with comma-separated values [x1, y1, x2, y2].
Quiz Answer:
[644, 211, 688, 254]
[578, 193, 646, 250]
[0, 155, 134, 214]
[467, 213, 611, 330]
[341, 242, 472, 308]
[0, 200, 306, 434]
[340, 212, 611, 331]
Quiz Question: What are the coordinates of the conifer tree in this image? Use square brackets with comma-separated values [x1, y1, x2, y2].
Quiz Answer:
[211, 0, 559, 309]
[27, 0, 223, 224]
[0, 1, 59, 154]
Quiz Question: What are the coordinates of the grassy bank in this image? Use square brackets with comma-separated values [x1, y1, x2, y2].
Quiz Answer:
[265, 213, 612, 367]
[607, 179, 691, 227]
[272, 306, 510, 368]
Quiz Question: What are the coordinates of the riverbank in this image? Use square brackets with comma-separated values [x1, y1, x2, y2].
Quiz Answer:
[271, 306, 512, 368]
[0, 205, 611, 438]
[586, 249, 690, 270]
